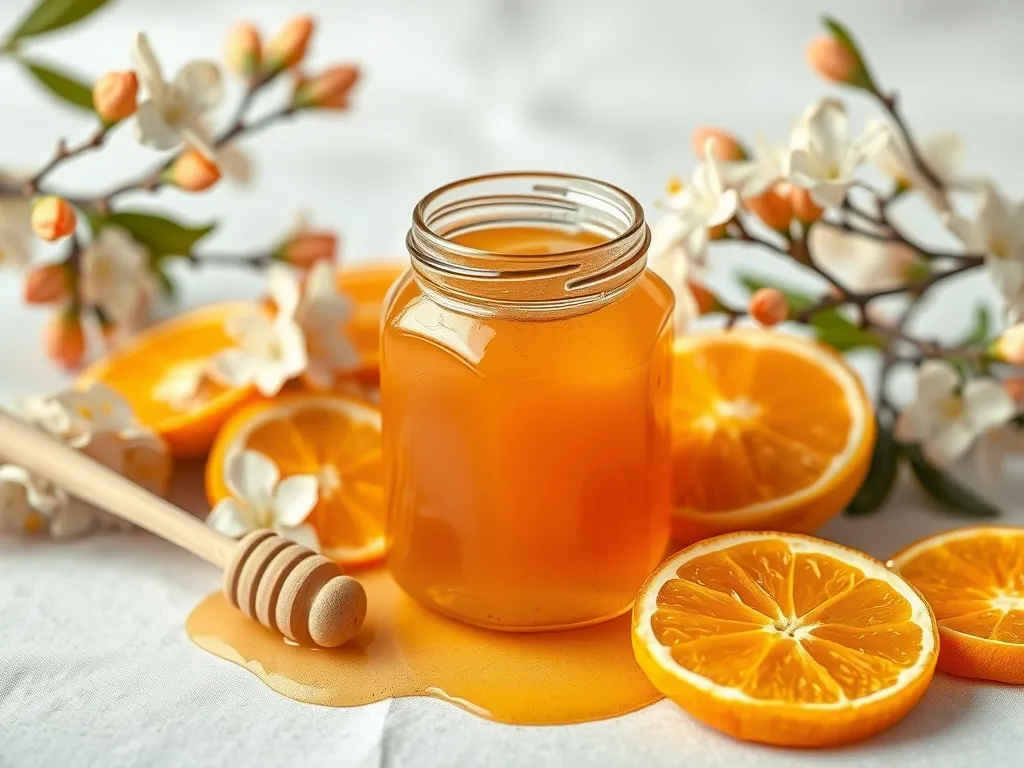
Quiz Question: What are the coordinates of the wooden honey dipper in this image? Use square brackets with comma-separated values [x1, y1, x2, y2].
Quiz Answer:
[0, 410, 367, 648]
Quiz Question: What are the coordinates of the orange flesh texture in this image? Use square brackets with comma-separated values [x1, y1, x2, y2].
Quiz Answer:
[652, 539, 925, 703]
[672, 339, 854, 512]
[382, 226, 675, 629]
[77, 303, 259, 455]
[895, 528, 1024, 682]
[207, 396, 386, 565]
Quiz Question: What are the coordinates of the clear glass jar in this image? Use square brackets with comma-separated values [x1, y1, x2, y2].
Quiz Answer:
[382, 172, 674, 631]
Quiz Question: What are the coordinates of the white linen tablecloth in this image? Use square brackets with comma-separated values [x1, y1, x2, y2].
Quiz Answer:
[2, 1, 1024, 765]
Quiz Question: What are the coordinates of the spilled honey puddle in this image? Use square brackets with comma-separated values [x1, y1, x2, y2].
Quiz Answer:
[186, 567, 661, 725]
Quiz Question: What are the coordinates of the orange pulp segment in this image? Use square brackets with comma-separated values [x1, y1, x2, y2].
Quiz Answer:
[632, 532, 938, 747]
[889, 526, 1024, 684]
[76, 302, 262, 456]
[671, 330, 875, 544]
[206, 393, 386, 567]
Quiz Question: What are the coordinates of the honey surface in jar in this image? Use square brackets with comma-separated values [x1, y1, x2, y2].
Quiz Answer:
[382, 225, 674, 630]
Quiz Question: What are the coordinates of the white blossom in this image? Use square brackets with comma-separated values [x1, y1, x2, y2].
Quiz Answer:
[80, 227, 153, 330]
[152, 359, 208, 411]
[206, 450, 320, 550]
[896, 360, 1015, 467]
[720, 135, 789, 197]
[132, 32, 223, 157]
[789, 99, 888, 208]
[945, 184, 1024, 322]
[869, 118, 969, 213]
[291, 262, 360, 389]
[808, 221, 924, 292]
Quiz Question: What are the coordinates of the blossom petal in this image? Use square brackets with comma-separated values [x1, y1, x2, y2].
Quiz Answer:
[848, 121, 890, 167]
[963, 378, 1016, 432]
[217, 143, 253, 185]
[943, 213, 985, 252]
[806, 179, 849, 210]
[135, 101, 182, 150]
[708, 188, 738, 227]
[173, 60, 223, 110]
[922, 132, 963, 180]
[268, 265, 301, 319]
[50, 503, 95, 539]
[923, 421, 975, 467]
[277, 523, 320, 552]
[917, 360, 960, 403]
[208, 348, 259, 387]
[131, 33, 166, 101]
[273, 474, 319, 527]
[227, 449, 279, 505]
[206, 498, 255, 537]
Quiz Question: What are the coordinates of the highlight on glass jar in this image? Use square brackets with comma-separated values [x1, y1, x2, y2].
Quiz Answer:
[381, 172, 676, 631]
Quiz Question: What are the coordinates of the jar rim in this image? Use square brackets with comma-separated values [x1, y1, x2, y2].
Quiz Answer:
[406, 171, 650, 319]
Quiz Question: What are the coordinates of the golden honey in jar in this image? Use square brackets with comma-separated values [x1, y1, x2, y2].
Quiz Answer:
[381, 172, 673, 630]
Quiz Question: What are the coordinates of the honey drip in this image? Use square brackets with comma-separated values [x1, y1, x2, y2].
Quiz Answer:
[186, 567, 661, 724]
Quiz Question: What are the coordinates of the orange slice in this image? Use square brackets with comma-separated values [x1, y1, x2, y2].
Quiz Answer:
[632, 532, 938, 747]
[889, 526, 1024, 684]
[671, 330, 875, 544]
[206, 392, 385, 567]
[300, 263, 405, 391]
[76, 302, 262, 456]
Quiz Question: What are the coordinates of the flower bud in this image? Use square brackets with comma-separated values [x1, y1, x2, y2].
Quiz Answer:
[292, 65, 360, 110]
[1003, 377, 1024, 404]
[225, 22, 262, 79]
[167, 150, 222, 192]
[44, 310, 86, 370]
[92, 71, 138, 123]
[806, 20, 877, 93]
[276, 230, 337, 268]
[994, 324, 1024, 365]
[690, 126, 747, 162]
[23, 263, 70, 305]
[789, 185, 824, 223]
[748, 288, 789, 328]
[31, 196, 77, 242]
[687, 280, 722, 316]
[264, 15, 314, 73]
[744, 186, 793, 232]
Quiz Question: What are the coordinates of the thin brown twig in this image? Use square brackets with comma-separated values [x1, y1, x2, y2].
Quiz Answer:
[875, 90, 943, 191]
[26, 124, 112, 196]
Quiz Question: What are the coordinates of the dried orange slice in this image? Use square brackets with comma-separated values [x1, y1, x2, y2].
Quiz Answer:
[206, 392, 385, 567]
[76, 302, 262, 456]
[632, 532, 937, 747]
[889, 526, 1024, 684]
[671, 330, 875, 544]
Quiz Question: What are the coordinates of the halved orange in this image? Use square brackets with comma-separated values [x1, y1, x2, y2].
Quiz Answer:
[671, 330, 875, 544]
[300, 263, 405, 391]
[206, 392, 385, 567]
[632, 532, 938, 747]
[889, 526, 1024, 684]
[76, 302, 264, 456]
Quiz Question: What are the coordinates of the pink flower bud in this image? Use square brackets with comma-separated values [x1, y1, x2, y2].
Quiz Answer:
[44, 311, 86, 370]
[23, 263, 69, 305]
[168, 150, 222, 192]
[995, 324, 1024, 365]
[93, 71, 138, 123]
[225, 22, 262, 78]
[789, 186, 824, 223]
[277, 231, 338, 268]
[690, 126, 747, 162]
[31, 197, 77, 242]
[265, 15, 314, 73]
[293, 65, 360, 110]
[806, 35, 859, 86]
[744, 186, 793, 232]
[748, 288, 789, 328]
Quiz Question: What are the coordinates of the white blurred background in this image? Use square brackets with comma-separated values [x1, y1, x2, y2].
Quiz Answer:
[0, 0, 1022, 400]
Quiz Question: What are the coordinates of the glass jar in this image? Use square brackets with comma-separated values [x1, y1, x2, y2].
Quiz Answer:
[381, 172, 674, 631]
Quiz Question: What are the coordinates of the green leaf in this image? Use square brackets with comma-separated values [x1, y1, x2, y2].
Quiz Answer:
[5, 0, 113, 44]
[97, 211, 216, 258]
[846, 421, 900, 515]
[821, 16, 880, 94]
[738, 272, 885, 351]
[958, 304, 993, 347]
[905, 445, 1001, 518]
[151, 263, 177, 298]
[18, 58, 93, 112]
